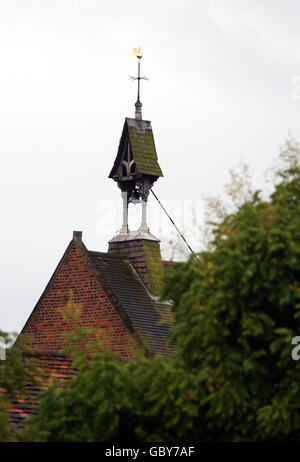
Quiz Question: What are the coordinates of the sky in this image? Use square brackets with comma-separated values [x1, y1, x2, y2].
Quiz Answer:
[1, 0, 300, 332]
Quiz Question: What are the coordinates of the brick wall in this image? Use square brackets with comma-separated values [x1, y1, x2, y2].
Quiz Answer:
[23, 242, 137, 357]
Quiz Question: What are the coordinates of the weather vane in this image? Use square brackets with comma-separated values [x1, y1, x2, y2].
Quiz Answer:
[129, 47, 149, 119]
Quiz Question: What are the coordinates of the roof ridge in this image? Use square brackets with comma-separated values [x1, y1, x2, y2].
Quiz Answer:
[88, 250, 129, 261]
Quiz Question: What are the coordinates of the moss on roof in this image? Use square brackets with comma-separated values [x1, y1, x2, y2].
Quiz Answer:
[109, 118, 164, 180]
[128, 125, 163, 177]
[142, 240, 165, 296]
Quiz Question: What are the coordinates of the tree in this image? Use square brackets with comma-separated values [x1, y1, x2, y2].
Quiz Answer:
[161, 136, 300, 440]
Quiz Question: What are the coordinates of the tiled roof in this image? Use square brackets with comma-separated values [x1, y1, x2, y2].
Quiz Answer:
[88, 251, 173, 356]
[8, 351, 76, 428]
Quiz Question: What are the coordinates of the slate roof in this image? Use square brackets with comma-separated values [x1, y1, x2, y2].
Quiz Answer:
[109, 117, 163, 179]
[88, 250, 173, 356]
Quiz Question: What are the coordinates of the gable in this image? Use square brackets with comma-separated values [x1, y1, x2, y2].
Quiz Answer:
[21, 239, 138, 357]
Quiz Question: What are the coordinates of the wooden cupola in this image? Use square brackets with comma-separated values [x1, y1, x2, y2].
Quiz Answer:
[109, 117, 163, 203]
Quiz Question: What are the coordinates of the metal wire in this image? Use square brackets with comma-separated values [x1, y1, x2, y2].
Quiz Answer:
[150, 189, 199, 260]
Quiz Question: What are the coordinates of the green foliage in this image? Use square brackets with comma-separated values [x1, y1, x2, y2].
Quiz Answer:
[0, 395, 13, 441]
[160, 140, 300, 440]
[30, 352, 203, 442]
[31, 352, 135, 442]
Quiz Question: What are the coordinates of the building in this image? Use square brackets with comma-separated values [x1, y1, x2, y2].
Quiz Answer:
[10, 50, 174, 427]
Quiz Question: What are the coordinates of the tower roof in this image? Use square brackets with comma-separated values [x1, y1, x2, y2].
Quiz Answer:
[109, 117, 163, 180]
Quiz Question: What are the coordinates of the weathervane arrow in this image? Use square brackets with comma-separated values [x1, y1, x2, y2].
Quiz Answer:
[129, 47, 149, 119]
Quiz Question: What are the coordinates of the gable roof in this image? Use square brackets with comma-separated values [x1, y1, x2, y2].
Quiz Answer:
[109, 118, 163, 179]
[21, 234, 173, 357]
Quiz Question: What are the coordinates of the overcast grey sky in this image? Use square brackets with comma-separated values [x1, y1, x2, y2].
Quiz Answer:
[1, 0, 300, 333]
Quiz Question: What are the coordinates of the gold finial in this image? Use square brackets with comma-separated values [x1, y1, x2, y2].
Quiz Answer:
[133, 47, 143, 59]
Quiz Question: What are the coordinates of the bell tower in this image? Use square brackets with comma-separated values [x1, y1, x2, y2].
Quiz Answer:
[108, 48, 165, 296]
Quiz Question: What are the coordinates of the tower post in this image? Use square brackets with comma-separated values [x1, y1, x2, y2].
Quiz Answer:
[120, 191, 129, 234]
[139, 199, 149, 232]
